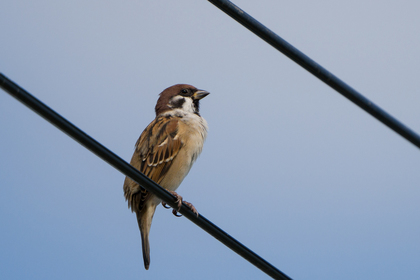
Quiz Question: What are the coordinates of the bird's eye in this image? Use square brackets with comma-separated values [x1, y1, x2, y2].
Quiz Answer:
[180, 89, 189, 96]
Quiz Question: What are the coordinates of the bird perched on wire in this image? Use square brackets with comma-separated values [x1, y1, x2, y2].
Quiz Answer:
[123, 84, 209, 270]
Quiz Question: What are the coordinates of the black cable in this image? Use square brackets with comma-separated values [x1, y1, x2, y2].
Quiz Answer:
[0, 72, 292, 280]
[208, 0, 420, 150]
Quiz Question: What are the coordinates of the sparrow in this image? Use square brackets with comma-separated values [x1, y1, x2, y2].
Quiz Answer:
[123, 84, 209, 270]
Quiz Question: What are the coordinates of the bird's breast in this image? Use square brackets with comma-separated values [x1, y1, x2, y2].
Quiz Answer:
[159, 113, 208, 191]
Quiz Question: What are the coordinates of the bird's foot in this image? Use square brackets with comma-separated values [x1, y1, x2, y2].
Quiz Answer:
[161, 191, 199, 217]
[161, 201, 171, 209]
[172, 209, 182, 217]
[162, 201, 181, 216]
[168, 191, 183, 210]
[161, 191, 183, 217]
[184, 201, 199, 217]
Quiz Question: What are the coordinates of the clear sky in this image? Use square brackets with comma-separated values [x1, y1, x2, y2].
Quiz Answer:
[1, 1, 420, 279]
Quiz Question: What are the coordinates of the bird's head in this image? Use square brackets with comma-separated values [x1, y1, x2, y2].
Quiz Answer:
[155, 84, 210, 116]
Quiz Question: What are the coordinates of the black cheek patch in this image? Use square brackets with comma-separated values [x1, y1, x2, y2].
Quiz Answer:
[171, 97, 185, 108]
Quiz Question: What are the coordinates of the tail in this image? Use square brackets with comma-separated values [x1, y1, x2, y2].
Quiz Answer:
[140, 224, 150, 270]
[136, 204, 157, 270]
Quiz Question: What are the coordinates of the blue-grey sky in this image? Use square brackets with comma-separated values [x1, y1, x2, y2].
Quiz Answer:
[1, 1, 419, 279]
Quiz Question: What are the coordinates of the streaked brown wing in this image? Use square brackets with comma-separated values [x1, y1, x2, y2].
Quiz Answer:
[123, 116, 182, 213]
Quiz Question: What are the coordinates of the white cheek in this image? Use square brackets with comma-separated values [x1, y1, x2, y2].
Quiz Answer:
[181, 98, 195, 113]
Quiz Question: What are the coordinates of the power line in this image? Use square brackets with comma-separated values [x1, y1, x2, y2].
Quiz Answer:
[0, 72, 292, 280]
[208, 0, 420, 150]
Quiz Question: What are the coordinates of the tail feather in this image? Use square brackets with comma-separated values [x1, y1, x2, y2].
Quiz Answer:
[140, 227, 150, 270]
[136, 204, 157, 270]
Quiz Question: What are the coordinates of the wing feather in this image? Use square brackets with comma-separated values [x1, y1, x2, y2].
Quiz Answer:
[123, 116, 182, 213]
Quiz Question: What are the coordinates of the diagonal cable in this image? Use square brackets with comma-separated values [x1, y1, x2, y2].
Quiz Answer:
[208, 0, 420, 150]
[0, 73, 292, 280]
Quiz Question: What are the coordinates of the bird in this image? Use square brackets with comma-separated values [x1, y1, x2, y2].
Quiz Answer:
[123, 84, 209, 270]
